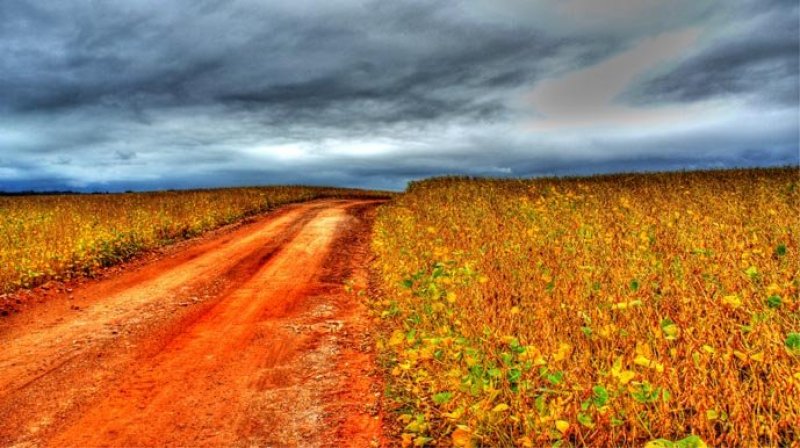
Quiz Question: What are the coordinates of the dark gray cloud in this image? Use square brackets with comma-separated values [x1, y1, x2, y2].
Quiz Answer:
[627, 0, 799, 106]
[0, 0, 797, 192]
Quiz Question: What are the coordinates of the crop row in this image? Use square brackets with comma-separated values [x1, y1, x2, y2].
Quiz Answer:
[370, 168, 799, 446]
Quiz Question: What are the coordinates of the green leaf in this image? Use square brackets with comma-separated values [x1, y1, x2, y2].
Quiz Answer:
[535, 394, 547, 415]
[577, 412, 594, 428]
[660, 317, 680, 341]
[432, 391, 453, 405]
[766, 295, 782, 309]
[545, 371, 564, 385]
[674, 435, 707, 448]
[786, 333, 800, 355]
[645, 439, 675, 448]
[487, 367, 502, 378]
[775, 244, 787, 257]
[645, 435, 707, 448]
[414, 436, 433, 446]
[631, 382, 660, 404]
[592, 385, 609, 407]
[745, 266, 759, 279]
[630, 279, 640, 292]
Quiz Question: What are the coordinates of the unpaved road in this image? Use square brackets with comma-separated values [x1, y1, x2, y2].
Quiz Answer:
[0, 199, 385, 447]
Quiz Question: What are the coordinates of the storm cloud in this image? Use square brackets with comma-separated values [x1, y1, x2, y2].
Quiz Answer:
[0, 0, 797, 191]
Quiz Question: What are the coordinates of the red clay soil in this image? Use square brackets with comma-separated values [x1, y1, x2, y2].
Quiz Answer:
[0, 199, 386, 447]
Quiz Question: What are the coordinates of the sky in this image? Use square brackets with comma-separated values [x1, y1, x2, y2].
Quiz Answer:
[1, 0, 798, 191]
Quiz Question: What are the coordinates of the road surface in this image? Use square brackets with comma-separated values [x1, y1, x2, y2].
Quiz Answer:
[0, 199, 385, 447]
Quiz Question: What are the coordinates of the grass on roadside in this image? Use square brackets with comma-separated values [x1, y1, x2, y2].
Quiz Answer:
[0, 186, 388, 293]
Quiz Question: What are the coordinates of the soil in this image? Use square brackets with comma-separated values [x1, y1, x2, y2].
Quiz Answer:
[0, 199, 386, 447]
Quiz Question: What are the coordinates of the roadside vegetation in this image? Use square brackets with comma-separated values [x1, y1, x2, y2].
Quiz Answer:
[0, 186, 386, 293]
[370, 168, 799, 446]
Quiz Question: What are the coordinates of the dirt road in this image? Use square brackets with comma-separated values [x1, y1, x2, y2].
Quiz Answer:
[0, 200, 385, 447]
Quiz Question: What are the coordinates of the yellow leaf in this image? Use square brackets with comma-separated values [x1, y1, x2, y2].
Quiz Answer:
[517, 436, 533, 447]
[405, 420, 422, 433]
[611, 356, 623, 375]
[414, 436, 430, 447]
[491, 403, 510, 413]
[418, 346, 434, 360]
[618, 370, 636, 384]
[750, 352, 764, 362]
[446, 292, 457, 303]
[389, 330, 405, 347]
[633, 355, 650, 368]
[634, 355, 664, 373]
[553, 342, 573, 362]
[702, 345, 715, 354]
[611, 300, 642, 310]
[706, 409, 718, 421]
[722, 295, 742, 308]
[443, 408, 464, 420]
[635, 342, 653, 358]
[646, 439, 707, 448]
[451, 427, 473, 447]
[598, 324, 616, 338]
[555, 420, 570, 434]
[662, 323, 680, 341]
[401, 433, 414, 448]
[510, 306, 520, 315]
[610, 356, 636, 384]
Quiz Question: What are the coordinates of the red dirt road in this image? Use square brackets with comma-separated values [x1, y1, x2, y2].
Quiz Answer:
[0, 200, 385, 447]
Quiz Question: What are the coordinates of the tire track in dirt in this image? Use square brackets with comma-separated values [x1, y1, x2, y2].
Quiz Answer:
[0, 199, 385, 447]
[0, 203, 322, 395]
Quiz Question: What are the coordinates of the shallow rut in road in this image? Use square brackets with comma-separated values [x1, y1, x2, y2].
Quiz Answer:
[0, 200, 385, 447]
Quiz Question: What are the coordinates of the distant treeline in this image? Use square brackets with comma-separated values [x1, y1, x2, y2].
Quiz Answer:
[1, 185, 395, 198]
[0, 191, 102, 196]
